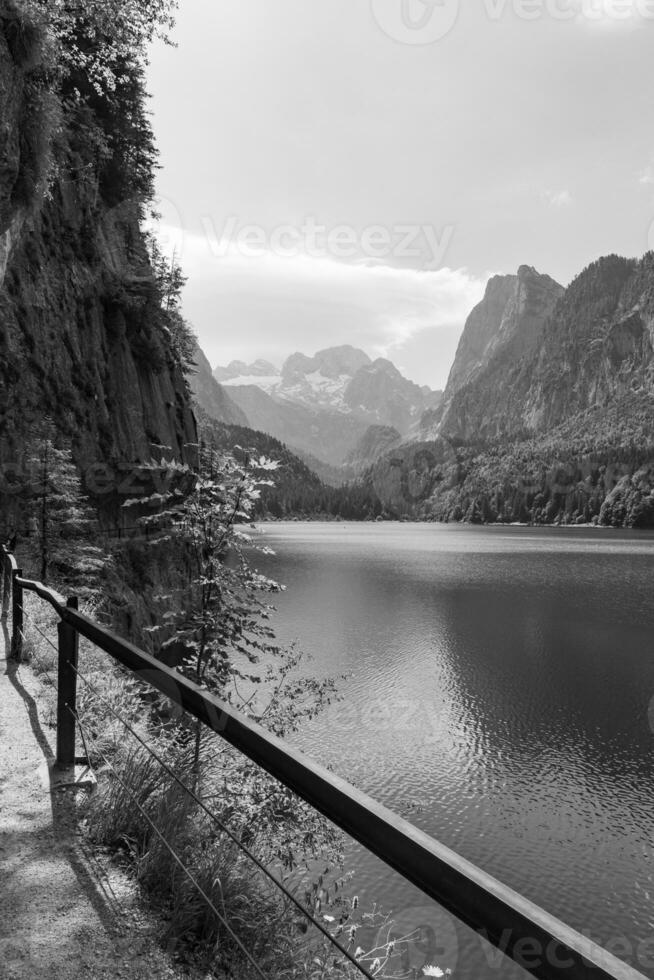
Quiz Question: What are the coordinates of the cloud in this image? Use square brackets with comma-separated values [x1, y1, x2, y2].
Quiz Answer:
[149, 223, 487, 387]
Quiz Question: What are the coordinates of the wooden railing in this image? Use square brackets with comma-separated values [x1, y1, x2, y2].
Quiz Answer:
[0, 544, 648, 980]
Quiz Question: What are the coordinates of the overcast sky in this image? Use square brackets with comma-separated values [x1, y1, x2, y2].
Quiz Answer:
[147, 0, 654, 388]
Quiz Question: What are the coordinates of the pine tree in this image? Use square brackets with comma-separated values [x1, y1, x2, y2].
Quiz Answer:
[25, 424, 106, 594]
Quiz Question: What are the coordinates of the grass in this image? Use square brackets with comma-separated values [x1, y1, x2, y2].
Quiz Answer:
[13, 595, 364, 978]
[15, 591, 440, 979]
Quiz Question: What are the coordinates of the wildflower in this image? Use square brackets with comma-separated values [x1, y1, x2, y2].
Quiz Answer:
[323, 914, 335, 923]
[422, 967, 444, 977]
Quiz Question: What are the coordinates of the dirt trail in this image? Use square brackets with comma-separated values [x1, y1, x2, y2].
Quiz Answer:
[0, 619, 196, 980]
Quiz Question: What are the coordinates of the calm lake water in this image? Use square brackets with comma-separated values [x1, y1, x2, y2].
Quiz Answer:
[255, 522, 654, 979]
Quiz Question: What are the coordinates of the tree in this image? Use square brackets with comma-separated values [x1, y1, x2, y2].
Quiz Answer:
[24, 0, 178, 93]
[125, 438, 343, 869]
[25, 423, 106, 593]
[146, 233, 196, 373]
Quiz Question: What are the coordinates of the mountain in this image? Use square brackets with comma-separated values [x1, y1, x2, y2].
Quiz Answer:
[429, 256, 654, 444]
[370, 254, 654, 527]
[428, 264, 565, 441]
[189, 342, 249, 426]
[220, 382, 370, 467]
[215, 345, 441, 467]
[213, 358, 277, 383]
[344, 424, 402, 476]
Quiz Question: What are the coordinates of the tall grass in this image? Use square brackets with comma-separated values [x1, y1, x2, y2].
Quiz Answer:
[17, 597, 435, 979]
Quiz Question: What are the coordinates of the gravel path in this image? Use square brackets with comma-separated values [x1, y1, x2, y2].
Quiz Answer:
[0, 618, 201, 980]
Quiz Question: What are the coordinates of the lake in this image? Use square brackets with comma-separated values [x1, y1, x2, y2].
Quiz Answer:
[255, 522, 654, 979]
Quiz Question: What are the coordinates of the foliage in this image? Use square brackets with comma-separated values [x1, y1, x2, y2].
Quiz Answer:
[399, 398, 654, 527]
[23, 420, 107, 590]
[146, 232, 197, 373]
[202, 417, 385, 521]
[18, 0, 177, 94]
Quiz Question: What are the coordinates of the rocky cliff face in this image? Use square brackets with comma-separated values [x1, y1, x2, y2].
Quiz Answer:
[371, 253, 654, 526]
[517, 254, 651, 433]
[189, 343, 248, 426]
[430, 255, 654, 444]
[0, 7, 197, 518]
[432, 265, 565, 441]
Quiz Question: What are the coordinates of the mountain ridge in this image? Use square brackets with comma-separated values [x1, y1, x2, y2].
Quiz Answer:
[213, 345, 442, 467]
[369, 252, 654, 528]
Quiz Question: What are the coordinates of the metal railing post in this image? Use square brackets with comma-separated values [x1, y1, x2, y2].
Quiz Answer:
[11, 567, 23, 661]
[1, 552, 9, 619]
[56, 596, 79, 769]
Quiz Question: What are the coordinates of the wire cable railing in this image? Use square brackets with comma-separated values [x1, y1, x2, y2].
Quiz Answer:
[66, 704, 270, 980]
[17, 602, 58, 689]
[68, 658, 378, 979]
[1, 543, 650, 980]
[12, 584, 375, 976]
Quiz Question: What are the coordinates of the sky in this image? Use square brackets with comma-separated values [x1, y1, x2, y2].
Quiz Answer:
[146, 0, 654, 389]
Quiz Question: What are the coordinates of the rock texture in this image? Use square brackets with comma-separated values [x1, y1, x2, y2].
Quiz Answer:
[0, 9, 197, 519]
[189, 342, 248, 427]
[431, 265, 565, 441]
[371, 253, 654, 526]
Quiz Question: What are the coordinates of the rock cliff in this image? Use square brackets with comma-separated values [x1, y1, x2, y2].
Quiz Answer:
[0, 4, 197, 520]
[432, 265, 565, 441]
[372, 253, 654, 526]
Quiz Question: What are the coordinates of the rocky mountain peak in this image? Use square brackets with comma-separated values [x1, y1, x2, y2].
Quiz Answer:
[313, 345, 371, 379]
[214, 358, 277, 382]
[281, 351, 316, 381]
[444, 265, 564, 396]
[368, 357, 402, 378]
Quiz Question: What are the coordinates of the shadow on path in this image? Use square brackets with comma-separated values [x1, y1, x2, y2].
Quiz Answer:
[1, 621, 123, 941]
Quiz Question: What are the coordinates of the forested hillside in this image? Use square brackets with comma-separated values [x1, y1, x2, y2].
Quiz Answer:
[367, 255, 654, 528]
[202, 415, 383, 519]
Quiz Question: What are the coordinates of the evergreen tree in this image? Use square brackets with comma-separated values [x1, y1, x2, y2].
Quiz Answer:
[25, 424, 106, 593]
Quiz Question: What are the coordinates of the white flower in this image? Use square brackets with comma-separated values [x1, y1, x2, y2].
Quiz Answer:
[422, 968, 445, 978]
[323, 914, 335, 922]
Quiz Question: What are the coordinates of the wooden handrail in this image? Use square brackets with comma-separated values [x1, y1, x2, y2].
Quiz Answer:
[0, 545, 648, 980]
